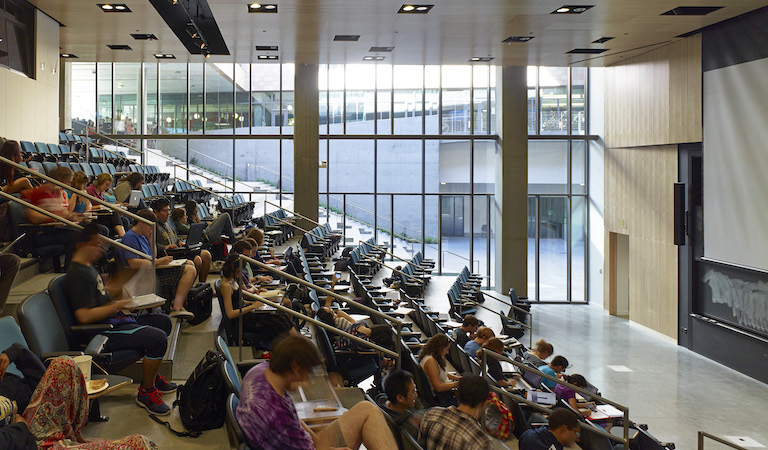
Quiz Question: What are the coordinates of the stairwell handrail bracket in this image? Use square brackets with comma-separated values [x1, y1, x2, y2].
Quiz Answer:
[480, 348, 630, 447]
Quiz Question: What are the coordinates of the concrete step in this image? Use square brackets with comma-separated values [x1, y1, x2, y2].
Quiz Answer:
[3, 272, 61, 318]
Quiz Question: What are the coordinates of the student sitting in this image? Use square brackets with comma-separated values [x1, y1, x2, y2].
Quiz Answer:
[418, 334, 461, 406]
[418, 374, 493, 450]
[523, 338, 553, 368]
[519, 407, 580, 450]
[452, 315, 479, 348]
[118, 210, 196, 320]
[170, 207, 189, 235]
[555, 374, 592, 416]
[246, 228, 281, 265]
[380, 369, 422, 439]
[478, 337, 517, 388]
[112, 172, 148, 213]
[62, 225, 176, 414]
[0, 140, 32, 194]
[218, 254, 295, 348]
[152, 198, 211, 283]
[231, 240, 273, 292]
[68, 171, 125, 237]
[183, 199, 235, 244]
[0, 343, 46, 412]
[538, 355, 569, 389]
[463, 326, 495, 359]
[86, 172, 131, 233]
[236, 334, 398, 450]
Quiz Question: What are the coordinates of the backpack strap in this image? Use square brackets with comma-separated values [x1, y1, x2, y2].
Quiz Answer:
[148, 414, 202, 438]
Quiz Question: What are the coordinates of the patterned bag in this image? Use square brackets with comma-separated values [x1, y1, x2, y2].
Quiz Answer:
[484, 392, 514, 440]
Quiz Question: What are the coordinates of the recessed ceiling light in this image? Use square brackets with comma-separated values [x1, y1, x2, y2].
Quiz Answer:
[469, 56, 494, 62]
[551, 5, 594, 14]
[566, 48, 609, 54]
[334, 35, 361, 42]
[248, 3, 277, 12]
[98, 3, 131, 12]
[60, 53, 78, 58]
[398, 4, 433, 13]
[255, 45, 279, 51]
[363, 56, 385, 61]
[107, 44, 132, 50]
[130, 33, 158, 40]
[661, 6, 723, 15]
[369, 46, 395, 52]
[502, 36, 534, 43]
[257, 55, 279, 60]
[154, 53, 176, 59]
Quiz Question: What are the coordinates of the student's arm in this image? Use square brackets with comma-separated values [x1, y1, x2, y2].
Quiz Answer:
[73, 298, 133, 324]
[220, 281, 260, 320]
[335, 308, 355, 324]
[126, 255, 172, 270]
[324, 277, 338, 308]
[67, 193, 76, 213]
[423, 358, 458, 392]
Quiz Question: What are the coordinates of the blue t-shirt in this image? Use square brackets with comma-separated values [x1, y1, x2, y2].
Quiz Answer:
[119, 229, 152, 265]
[464, 340, 482, 359]
[539, 365, 558, 389]
[67, 190, 86, 214]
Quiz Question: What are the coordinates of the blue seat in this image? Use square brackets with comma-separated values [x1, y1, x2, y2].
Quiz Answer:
[0, 316, 30, 378]
[222, 359, 242, 396]
[34, 142, 49, 154]
[225, 394, 256, 450]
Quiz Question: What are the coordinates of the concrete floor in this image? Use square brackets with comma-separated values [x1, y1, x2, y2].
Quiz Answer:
[80, 257, 767, 450]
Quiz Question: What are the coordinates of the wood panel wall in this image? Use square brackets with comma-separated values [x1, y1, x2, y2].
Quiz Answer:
[604, 146, 679, 338]
[605, 35, 702, 149]
[602, 35, 702, 339]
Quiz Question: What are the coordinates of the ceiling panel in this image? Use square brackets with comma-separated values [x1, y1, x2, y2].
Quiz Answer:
[29, 0, 768, 66]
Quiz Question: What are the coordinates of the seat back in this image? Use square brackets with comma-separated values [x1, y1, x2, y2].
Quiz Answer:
[407, 353, 437, 406]
[47, 275, 79, 348]
[216, 335, 236, 369]
[17, 291, 70, 357]
[225, 394, 248, 450]
[222, 359, 242, 396]
[0, 316, 30, 378]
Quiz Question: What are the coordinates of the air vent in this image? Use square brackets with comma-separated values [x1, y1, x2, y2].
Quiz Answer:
[592, 37, 614, 44]
[334, 35, 361, 42]
[131, 33, 158, 40]
[107, 44, 133, 50]
[503, 36, 534, 43]
[369, 46, 395, 52]
[661, 6, 723, 15]
[255, 45, 278, 51]
[566, 48, 608, 54]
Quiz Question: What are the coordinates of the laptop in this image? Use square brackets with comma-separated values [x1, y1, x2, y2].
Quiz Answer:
[167, 223, 205, 256]
[128, 190, 142, 207]
[522, 369, 543, 389]
[122, 293, 166, 310]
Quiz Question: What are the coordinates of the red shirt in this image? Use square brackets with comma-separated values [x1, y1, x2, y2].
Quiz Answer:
[24, 185, 68, 221]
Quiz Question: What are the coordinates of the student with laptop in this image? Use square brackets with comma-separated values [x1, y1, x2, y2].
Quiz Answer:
[61, 224, 176, 415]
[539, 355, 569, 389]
[183, 199, 236, 245]
[119, 209, 196, 320]
[152, 198, 211, 283]
[113, 172, 148, 213]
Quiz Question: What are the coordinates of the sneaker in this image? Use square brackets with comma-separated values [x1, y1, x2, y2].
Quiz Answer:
[154, 374, 177, 394]
[169, 307, 194, 321]
[136, 386, 170, 415]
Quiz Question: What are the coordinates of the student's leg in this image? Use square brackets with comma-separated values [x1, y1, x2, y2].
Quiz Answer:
[316, 401, 397, 450]
[103, 324, 168, 387]
[173, 264, 196, 310]
[203, 212, 235, 242]
[193, 255, 202, 276]
[198, 250, 211, 282]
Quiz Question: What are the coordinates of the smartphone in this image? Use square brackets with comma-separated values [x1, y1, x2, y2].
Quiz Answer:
[334, 272, 342, 280]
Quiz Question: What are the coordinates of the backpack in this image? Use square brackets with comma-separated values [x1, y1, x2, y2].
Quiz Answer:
[186, 282, 214, 325]
[149, 350, 227, 437]
[484, 392, 514, 440]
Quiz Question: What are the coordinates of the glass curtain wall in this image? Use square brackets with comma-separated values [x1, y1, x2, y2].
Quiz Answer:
[527, 66, 590, 303]
[67, 62, 590, 299]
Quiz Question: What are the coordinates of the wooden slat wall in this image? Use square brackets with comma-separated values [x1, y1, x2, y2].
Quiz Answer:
[605, 35, 702, 148]
[604, 146, 679, 338]
[602, 35, 702, 339]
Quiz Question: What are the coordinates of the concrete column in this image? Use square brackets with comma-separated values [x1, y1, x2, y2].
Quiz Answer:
[293, 64, 320, 231]
[494, 66, 528, 296]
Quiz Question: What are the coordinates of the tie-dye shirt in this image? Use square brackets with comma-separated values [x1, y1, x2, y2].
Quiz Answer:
[236, 362, 314, 450]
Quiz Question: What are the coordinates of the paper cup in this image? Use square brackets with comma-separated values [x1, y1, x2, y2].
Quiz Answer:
[73, 355, 93, 383]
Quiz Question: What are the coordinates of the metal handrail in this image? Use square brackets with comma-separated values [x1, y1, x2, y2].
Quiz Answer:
[467, 301, 533, 348]
[698, 432, 747, 450]
[360, 254, 425, 285]
[242, 290, 398, 359]
[460, 282, 532, 317]
[480, 349, 630, 447]
[265, 200, 322, 227]
[0, 191, 151, 260]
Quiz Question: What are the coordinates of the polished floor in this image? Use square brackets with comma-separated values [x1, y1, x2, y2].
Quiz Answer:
[81, 265, 767, 450]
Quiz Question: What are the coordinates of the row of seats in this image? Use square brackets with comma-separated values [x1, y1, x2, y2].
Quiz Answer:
[218, 194, 255, 226]
[300, 223, 341, 258]
[173, 179, 212, 204]
[258, 209, 296, 244]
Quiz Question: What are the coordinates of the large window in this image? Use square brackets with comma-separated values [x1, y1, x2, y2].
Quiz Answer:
[67, 62, 590, 298]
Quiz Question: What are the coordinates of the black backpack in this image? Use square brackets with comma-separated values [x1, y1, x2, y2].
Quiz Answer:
[150, 350, 227, 437]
